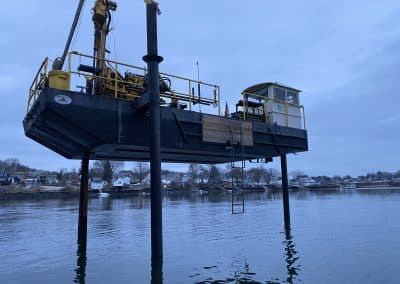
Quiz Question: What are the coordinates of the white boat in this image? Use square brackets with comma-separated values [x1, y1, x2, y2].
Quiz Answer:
[98, 188, 110, 197]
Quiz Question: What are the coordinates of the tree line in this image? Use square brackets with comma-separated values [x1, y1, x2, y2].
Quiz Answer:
[1, 157, 400, 186]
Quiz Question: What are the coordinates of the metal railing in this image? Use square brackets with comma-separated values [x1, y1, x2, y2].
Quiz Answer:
[27, 57, 49, 112]
[68, 51, 221, 114]
[241, 91, 306, 130]
[26, 53, 305, 130]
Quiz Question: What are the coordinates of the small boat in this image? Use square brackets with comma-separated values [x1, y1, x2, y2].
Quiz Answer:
[98, 188, 110, 197]
[140, 187, 151, 196]
[307, 183, 340, 191]
[269, 181, 282, 191]
[289, 181, 302, 191]
[343, 183, 356, 190]
[190, 189, 204, 195]
[262, 186, 270, 192]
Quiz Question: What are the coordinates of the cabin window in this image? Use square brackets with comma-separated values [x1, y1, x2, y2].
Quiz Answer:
[287, 91, 299, 105]
[274, 87, 286, 101]
[254, 88, 268, 98]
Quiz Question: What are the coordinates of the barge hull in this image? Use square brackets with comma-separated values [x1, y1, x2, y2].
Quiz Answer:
[23, 88, 308, 163]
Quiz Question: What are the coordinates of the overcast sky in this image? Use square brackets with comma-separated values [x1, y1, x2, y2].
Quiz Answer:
[1, 0, 399, 176]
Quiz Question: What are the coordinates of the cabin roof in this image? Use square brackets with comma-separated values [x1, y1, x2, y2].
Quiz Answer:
[242, 82, 301, 94]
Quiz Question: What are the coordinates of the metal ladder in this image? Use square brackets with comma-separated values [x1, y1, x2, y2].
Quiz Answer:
[229, 122, 246, 214]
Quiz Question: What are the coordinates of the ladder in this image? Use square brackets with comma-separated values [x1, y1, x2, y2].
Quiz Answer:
[229, 122, 246, 214]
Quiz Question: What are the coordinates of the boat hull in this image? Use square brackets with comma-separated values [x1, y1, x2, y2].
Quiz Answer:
[23, 88, 308, 163]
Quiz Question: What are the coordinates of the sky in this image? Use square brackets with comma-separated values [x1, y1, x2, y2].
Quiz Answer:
[1, 0, 400, 177]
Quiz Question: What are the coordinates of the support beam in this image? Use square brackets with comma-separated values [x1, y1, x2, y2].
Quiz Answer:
[280, 154, 291, 227]
[75, 232, 88, 283]
[151, 257, 163, 284]
[144, 1, 163, 263]
[78, 152, 89, 243]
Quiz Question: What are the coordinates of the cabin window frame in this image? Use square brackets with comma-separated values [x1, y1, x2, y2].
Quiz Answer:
[286, 90, 299, 105]
[273, 87, 286, 102]
[273, 86, 300, 105]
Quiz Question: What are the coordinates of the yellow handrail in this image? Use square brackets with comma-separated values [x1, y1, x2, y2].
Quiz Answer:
[27, 57, 48, 112]
[240, 90, 306, 129]
[27, 52, 308, 131]
[67, 51, 221, 107]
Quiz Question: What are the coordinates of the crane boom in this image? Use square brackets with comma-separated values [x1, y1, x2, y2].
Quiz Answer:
[52, 0, 86, 70]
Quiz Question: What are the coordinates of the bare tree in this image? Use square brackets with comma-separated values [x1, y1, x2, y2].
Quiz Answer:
[247, 165, 265, 187]
[0, 158, 28, 173]
[188, 163, 200, 184]
[198, 165, 209, 184]
[225, 166, 242, 186]
[207, 165, 221, 187]
[133, 162, 150, 184]
[57, 168, 67, 184]
[91, 160, 124, 184]
[265, 168, 280, 184]
[110, 161, 124, 175]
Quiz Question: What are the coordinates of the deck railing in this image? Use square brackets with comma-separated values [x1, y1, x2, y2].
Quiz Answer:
[241, 91, 306, 130]
[26, 53, 305, 130]
[68, 51, 221, 114]
[27, 57, 48, 112]
[27, 53, 221, 115]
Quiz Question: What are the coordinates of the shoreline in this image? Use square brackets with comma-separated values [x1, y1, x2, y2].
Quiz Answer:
[1, 185, 400, 200]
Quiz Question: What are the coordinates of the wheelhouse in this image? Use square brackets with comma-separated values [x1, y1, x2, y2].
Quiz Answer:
[235, 82, 305, 129]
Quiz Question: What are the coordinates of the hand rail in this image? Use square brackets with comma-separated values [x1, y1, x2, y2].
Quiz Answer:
[27, 57, 48, 112]
[240, 91, 306, 130]
[26, 52, 306, 131]
[68, 51, 221, 110]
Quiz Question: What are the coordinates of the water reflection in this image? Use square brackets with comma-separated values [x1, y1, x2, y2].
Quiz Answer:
[70, 193, 302, 284]
[231, 255, 258, 283]
[282, 226, 300, 284]
[192, 256, 260, 283]
[192, 226, 301, 284]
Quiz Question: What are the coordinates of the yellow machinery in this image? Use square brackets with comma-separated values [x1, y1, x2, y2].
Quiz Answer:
[48, 70, 71, 91]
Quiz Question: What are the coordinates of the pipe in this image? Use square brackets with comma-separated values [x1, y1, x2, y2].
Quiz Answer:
[78, 152, 89, 243]
[143, 0, 164, 263]
[280, 154, 290, 227]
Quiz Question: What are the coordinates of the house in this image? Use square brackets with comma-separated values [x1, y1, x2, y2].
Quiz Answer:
[0, 172, 11, 186]
[45, 172, 59, 184]
[297, 175, 315, 187]
[11, 171, 29, 182]
[90, 179, 104, 191]
[24, 178, 39, 187]
[113, 176, 130, 188]
[161, 171, 184, 185]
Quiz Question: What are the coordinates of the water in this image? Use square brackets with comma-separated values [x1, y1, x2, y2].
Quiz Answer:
[1, 190, 400, 283]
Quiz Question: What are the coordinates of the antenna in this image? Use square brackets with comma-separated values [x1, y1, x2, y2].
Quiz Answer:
[196, 61, 201, 106]
[196, 61, 200, 82]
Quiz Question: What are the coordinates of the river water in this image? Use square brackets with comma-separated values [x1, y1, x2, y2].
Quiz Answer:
[1, 189, 399, 283]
